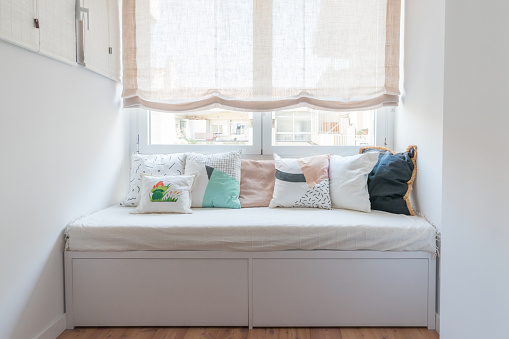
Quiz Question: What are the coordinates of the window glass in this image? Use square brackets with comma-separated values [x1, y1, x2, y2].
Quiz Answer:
[150, 110, 254, 146]
[271, 109, 375, 146]
[140, 107, 387, 156]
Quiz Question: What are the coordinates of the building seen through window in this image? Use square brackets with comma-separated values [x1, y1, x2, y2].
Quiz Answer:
[150, 109, 374, 147]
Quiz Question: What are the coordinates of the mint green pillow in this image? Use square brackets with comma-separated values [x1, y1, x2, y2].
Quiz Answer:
[184, 151, 242, 209]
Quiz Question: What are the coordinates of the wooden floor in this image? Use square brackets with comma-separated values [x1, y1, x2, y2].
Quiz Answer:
[57, 327, 439, 339]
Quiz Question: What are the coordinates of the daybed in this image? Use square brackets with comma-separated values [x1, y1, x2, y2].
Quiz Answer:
[64, 205, 437, 329]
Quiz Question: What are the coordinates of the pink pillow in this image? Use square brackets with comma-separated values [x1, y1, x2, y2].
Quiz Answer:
[239, 159, 276, 208]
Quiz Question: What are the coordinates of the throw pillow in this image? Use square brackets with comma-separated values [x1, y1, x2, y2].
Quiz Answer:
[184, 150, 242, 209]
[239, 159, 276, 208]
[329, 152, 380, 212]
[269, 154, 331, 209]
[122, 153, 186, 207]
[360, 145, 417, 215]
[134, 174, 196, 214]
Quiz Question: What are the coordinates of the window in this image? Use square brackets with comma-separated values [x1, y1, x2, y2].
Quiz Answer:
[137, 108, 393, 156]
[127, 1, 400, 156]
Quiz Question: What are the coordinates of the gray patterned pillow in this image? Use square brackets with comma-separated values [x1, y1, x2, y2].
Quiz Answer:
[184, 150, 242, 208]
[121, 153, 186, 206]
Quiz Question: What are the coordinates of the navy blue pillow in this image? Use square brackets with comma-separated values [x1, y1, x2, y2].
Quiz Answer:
[360, 146, 417, 215]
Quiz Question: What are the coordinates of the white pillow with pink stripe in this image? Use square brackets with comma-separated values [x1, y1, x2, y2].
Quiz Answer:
[269, 154, 331, 209]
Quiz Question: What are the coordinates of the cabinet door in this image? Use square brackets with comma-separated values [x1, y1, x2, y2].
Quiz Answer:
[72, 258, 249, 326]
[252, 258, 429, 327]
[82, 0, 109, 76]
[0, 0, 39, 51]
[107, 0, 121, 81]
[38, 0, 76, 64]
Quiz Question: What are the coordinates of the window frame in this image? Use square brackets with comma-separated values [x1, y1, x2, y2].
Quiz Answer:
[135, 107, 394, 157]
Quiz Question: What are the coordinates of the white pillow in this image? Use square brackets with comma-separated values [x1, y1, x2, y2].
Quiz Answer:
[269, 154, 331, 209]
[329, 152, 379, 212]
[121, 153, 186, 206]
[134, 174, 196, 214]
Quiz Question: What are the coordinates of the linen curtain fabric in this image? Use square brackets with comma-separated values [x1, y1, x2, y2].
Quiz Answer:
[122, 0, 401, 112]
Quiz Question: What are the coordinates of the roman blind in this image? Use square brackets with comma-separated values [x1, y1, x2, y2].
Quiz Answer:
[122, 0, 401, 112]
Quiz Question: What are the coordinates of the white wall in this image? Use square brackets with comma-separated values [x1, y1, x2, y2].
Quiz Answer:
[396, 0, 445, 231]
[0, 40, 129, 339]
[440, 1, 509, 338]
[396, 1, 445, 324]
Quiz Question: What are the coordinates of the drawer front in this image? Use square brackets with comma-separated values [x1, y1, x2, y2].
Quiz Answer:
[252, 258, 429, 327]
[72, 258, 248, 326]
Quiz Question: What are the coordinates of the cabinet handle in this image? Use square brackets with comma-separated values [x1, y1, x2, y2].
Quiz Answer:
[33, 0, 39, 28]
[79, 7, 90, 30]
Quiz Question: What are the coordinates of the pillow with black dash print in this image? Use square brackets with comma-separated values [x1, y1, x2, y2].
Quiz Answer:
[269, 154, 331, 209]
[121, 153, 187, 207]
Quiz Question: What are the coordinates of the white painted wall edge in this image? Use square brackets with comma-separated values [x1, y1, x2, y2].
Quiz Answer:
[435, 313, 440, 334]
[35, 314, 66, 339]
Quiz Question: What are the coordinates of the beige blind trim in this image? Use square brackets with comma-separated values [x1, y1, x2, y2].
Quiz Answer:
[123, 94, 399, 113]
[123, 0, 401, 112]
[385, 0, 401, 95]
[122, 0, 137, 97]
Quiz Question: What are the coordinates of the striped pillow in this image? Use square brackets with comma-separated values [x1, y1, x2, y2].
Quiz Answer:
[269, 154, 331, 209]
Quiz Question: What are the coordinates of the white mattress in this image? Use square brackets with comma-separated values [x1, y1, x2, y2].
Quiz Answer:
[65, 205, 437, 254]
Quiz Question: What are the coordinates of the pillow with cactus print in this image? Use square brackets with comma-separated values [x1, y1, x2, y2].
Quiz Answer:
[134, 174, 196, 214]
[121, 153, 186, 207]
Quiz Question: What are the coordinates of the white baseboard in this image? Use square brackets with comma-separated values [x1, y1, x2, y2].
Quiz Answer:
[435, 313, 440, 334]
[35, 313, 66, 339]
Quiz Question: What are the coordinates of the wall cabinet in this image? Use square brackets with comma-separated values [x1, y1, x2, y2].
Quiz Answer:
[0, 0, 121, 81]
[0, 0, 75, 64]
[78, 0, 121, 82]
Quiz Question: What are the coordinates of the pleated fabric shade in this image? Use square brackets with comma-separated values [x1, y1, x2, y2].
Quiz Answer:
[122, 0, 401, 112]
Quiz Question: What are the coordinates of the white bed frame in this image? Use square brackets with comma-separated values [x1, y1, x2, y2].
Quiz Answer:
[64, 250, 436, 329]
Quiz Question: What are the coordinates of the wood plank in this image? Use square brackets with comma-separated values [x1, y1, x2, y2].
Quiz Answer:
[309, 328, 342, 339]
[340, 328, 375, 339]
[418, 329, 440, 339]
[260, 328, 280, 339]
[120, 327, 158, 339]
[295, 328, 311, 339]
[182, 327, 221, 339]
[153, 327, 189, 339]
[57, 328, 101, 339]
[247, 328, 267, 339]
[247, 328, 281, 339]
[278, 328, 297, 339]
[368, 328, 402, 339]
[396, 328, 426, 339]
[92, 327, 129, 339]
[216, 327, 250, 339]
[57, 328, 437, 339]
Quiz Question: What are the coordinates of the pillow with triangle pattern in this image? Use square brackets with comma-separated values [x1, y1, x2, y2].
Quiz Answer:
[184, 150, 242, 209]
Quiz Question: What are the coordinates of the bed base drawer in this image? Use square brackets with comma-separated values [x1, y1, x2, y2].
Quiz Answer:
[252, 258, 429, 327]
[71, 258, 248, 326]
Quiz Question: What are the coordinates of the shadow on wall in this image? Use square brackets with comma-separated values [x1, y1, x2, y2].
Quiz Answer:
[8, 232, 65, 339]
